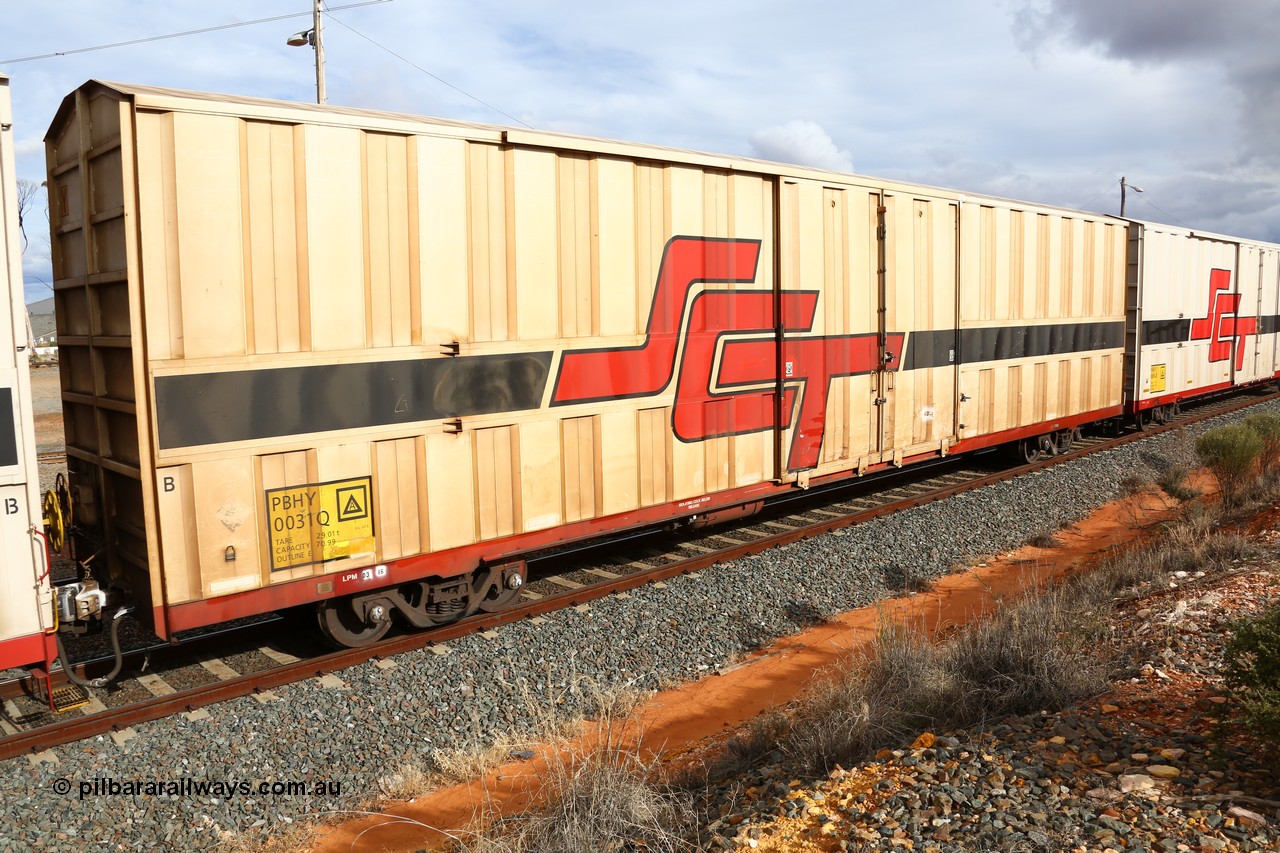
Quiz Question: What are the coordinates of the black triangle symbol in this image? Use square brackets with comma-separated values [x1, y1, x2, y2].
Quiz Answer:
[343, 495, 362, 515]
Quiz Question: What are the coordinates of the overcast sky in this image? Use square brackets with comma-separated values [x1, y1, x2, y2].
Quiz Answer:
[5, 0, 1278, 304]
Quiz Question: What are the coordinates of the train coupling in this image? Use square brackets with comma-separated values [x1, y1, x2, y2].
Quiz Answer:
[54, 579, 106, 634]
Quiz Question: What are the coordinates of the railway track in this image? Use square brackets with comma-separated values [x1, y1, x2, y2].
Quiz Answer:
[3, 387, 1277, 762]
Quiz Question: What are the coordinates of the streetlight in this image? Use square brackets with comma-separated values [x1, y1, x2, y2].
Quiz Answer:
[1120, 176, 1143, 217]
[286, 0, 326, 104]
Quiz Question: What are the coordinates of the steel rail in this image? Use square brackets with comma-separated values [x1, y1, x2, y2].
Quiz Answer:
[0, 618, 284, 704]
[2, 386, 1276, 761]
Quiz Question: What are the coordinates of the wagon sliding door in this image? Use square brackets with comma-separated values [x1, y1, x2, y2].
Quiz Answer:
[776, 179, 876, 481]
[776, 180, 958, 481]
[881, 191, 960, 459]
[1237, 243, 1280, 386]
[1263, 247, 1280, 382]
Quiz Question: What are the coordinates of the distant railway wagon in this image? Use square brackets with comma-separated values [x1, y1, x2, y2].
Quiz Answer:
[0, 74, 54, 670]
[1125, 221, 1280, 425]
[1, 78, 1275, 673]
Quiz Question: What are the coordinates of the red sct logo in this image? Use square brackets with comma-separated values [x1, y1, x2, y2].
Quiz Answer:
[1190, 269, 1257, 372]
[550, 236, 901, 472]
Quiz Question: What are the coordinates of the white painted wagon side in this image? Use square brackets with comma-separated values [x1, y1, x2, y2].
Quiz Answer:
[0, 74, 53, 668]
[1128, 222, 1280, 411]
[1237, 242, 1280, 386]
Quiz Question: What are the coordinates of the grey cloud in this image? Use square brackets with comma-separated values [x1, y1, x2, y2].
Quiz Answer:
[1014, 0, 1278, 61]
[1015, 0, 1280, 165]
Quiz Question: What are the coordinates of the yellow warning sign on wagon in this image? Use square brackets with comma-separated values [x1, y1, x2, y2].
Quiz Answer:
[1149, 363, 1167, 393]
[265, 477, 375, 571]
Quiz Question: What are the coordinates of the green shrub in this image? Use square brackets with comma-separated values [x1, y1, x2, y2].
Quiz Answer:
[1223, 602, 1280, 756]
[1244, 412, 1280, 473]
[1196, 424, 1263, 505]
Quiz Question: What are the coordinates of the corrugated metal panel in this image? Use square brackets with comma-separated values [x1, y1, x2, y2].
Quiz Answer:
[48, 84, 161, 626]
[44, 81, 1139, 629]
[111, 100, 801, 617]
[958, 208, 1126, 439]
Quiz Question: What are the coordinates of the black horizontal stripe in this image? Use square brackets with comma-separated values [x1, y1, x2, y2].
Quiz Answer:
[0, 387, 16, 467]
[903, 321, 1124, 370]
[1142, 314, 1280, 341]
[901, 330, 957, 370]
[155, 352, 553, 450]
[1142, 318, 1192, 345]
[156, 319, 1129, 449]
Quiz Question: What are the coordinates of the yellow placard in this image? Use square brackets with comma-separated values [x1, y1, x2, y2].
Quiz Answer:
[1149, 363, 1166, 393]
[265, 477, 375, 571]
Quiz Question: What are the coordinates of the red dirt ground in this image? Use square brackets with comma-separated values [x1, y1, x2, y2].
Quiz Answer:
[311, 480, 1204, 852]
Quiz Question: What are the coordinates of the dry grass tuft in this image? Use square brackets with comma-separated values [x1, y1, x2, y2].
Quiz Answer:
[1119, 473, 1153, 496]
[220, 820, 325, 853]
[464, 699, 697, 852]
[780, 580, 1111, 775]
[376, 760, 437, 801]
[422, 665, 647, 790]
[1026, 531, 1059, 549]
[1156, 465, 1200, 501]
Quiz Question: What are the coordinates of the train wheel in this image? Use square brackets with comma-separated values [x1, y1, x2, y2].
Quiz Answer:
[317, 598, 392, 648]
[476, 582, 521, 613]
[1019, 438, 1043, 464]
[475, 563, 526, 613]
[1051, 429, 1073, 455]
[1136, 409, 1152, 431]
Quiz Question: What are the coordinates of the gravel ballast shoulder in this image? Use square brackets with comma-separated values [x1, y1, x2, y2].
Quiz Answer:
[1, 400, 1277, 850]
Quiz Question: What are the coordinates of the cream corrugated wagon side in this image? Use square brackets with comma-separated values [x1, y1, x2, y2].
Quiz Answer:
[38, 81, 1131, 648]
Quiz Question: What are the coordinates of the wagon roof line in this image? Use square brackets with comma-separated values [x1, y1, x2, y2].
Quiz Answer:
[48, 79, 1126, 224]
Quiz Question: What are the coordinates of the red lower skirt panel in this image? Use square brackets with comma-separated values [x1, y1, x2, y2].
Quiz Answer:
[0, 631, 55, 671]
[1134, 371, 1280, 413]
[947, 405, 1124, 456]
[1135, 381, 1233, 412]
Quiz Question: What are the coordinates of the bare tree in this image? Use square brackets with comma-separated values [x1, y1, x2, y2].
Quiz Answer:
[16, 178, 42, 254]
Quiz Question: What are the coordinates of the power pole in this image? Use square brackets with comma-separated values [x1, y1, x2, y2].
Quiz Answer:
[313, 0, 326, 105]
[287, 1, 327, 104]
[1120, 176, 1142, 217]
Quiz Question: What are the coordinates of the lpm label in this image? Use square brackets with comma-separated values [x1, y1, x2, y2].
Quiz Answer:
[265, 476, 375, 571]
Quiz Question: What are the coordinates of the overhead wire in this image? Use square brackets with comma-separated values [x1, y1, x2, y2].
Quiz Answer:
[2, 2, 530, 131]
[1072, 178, 1120, 214]
[1130, 193, 1191, 229]
[322, 7, 533, 128]
[0, 1, 394, 65]
[1073, 178, 1193, 229]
